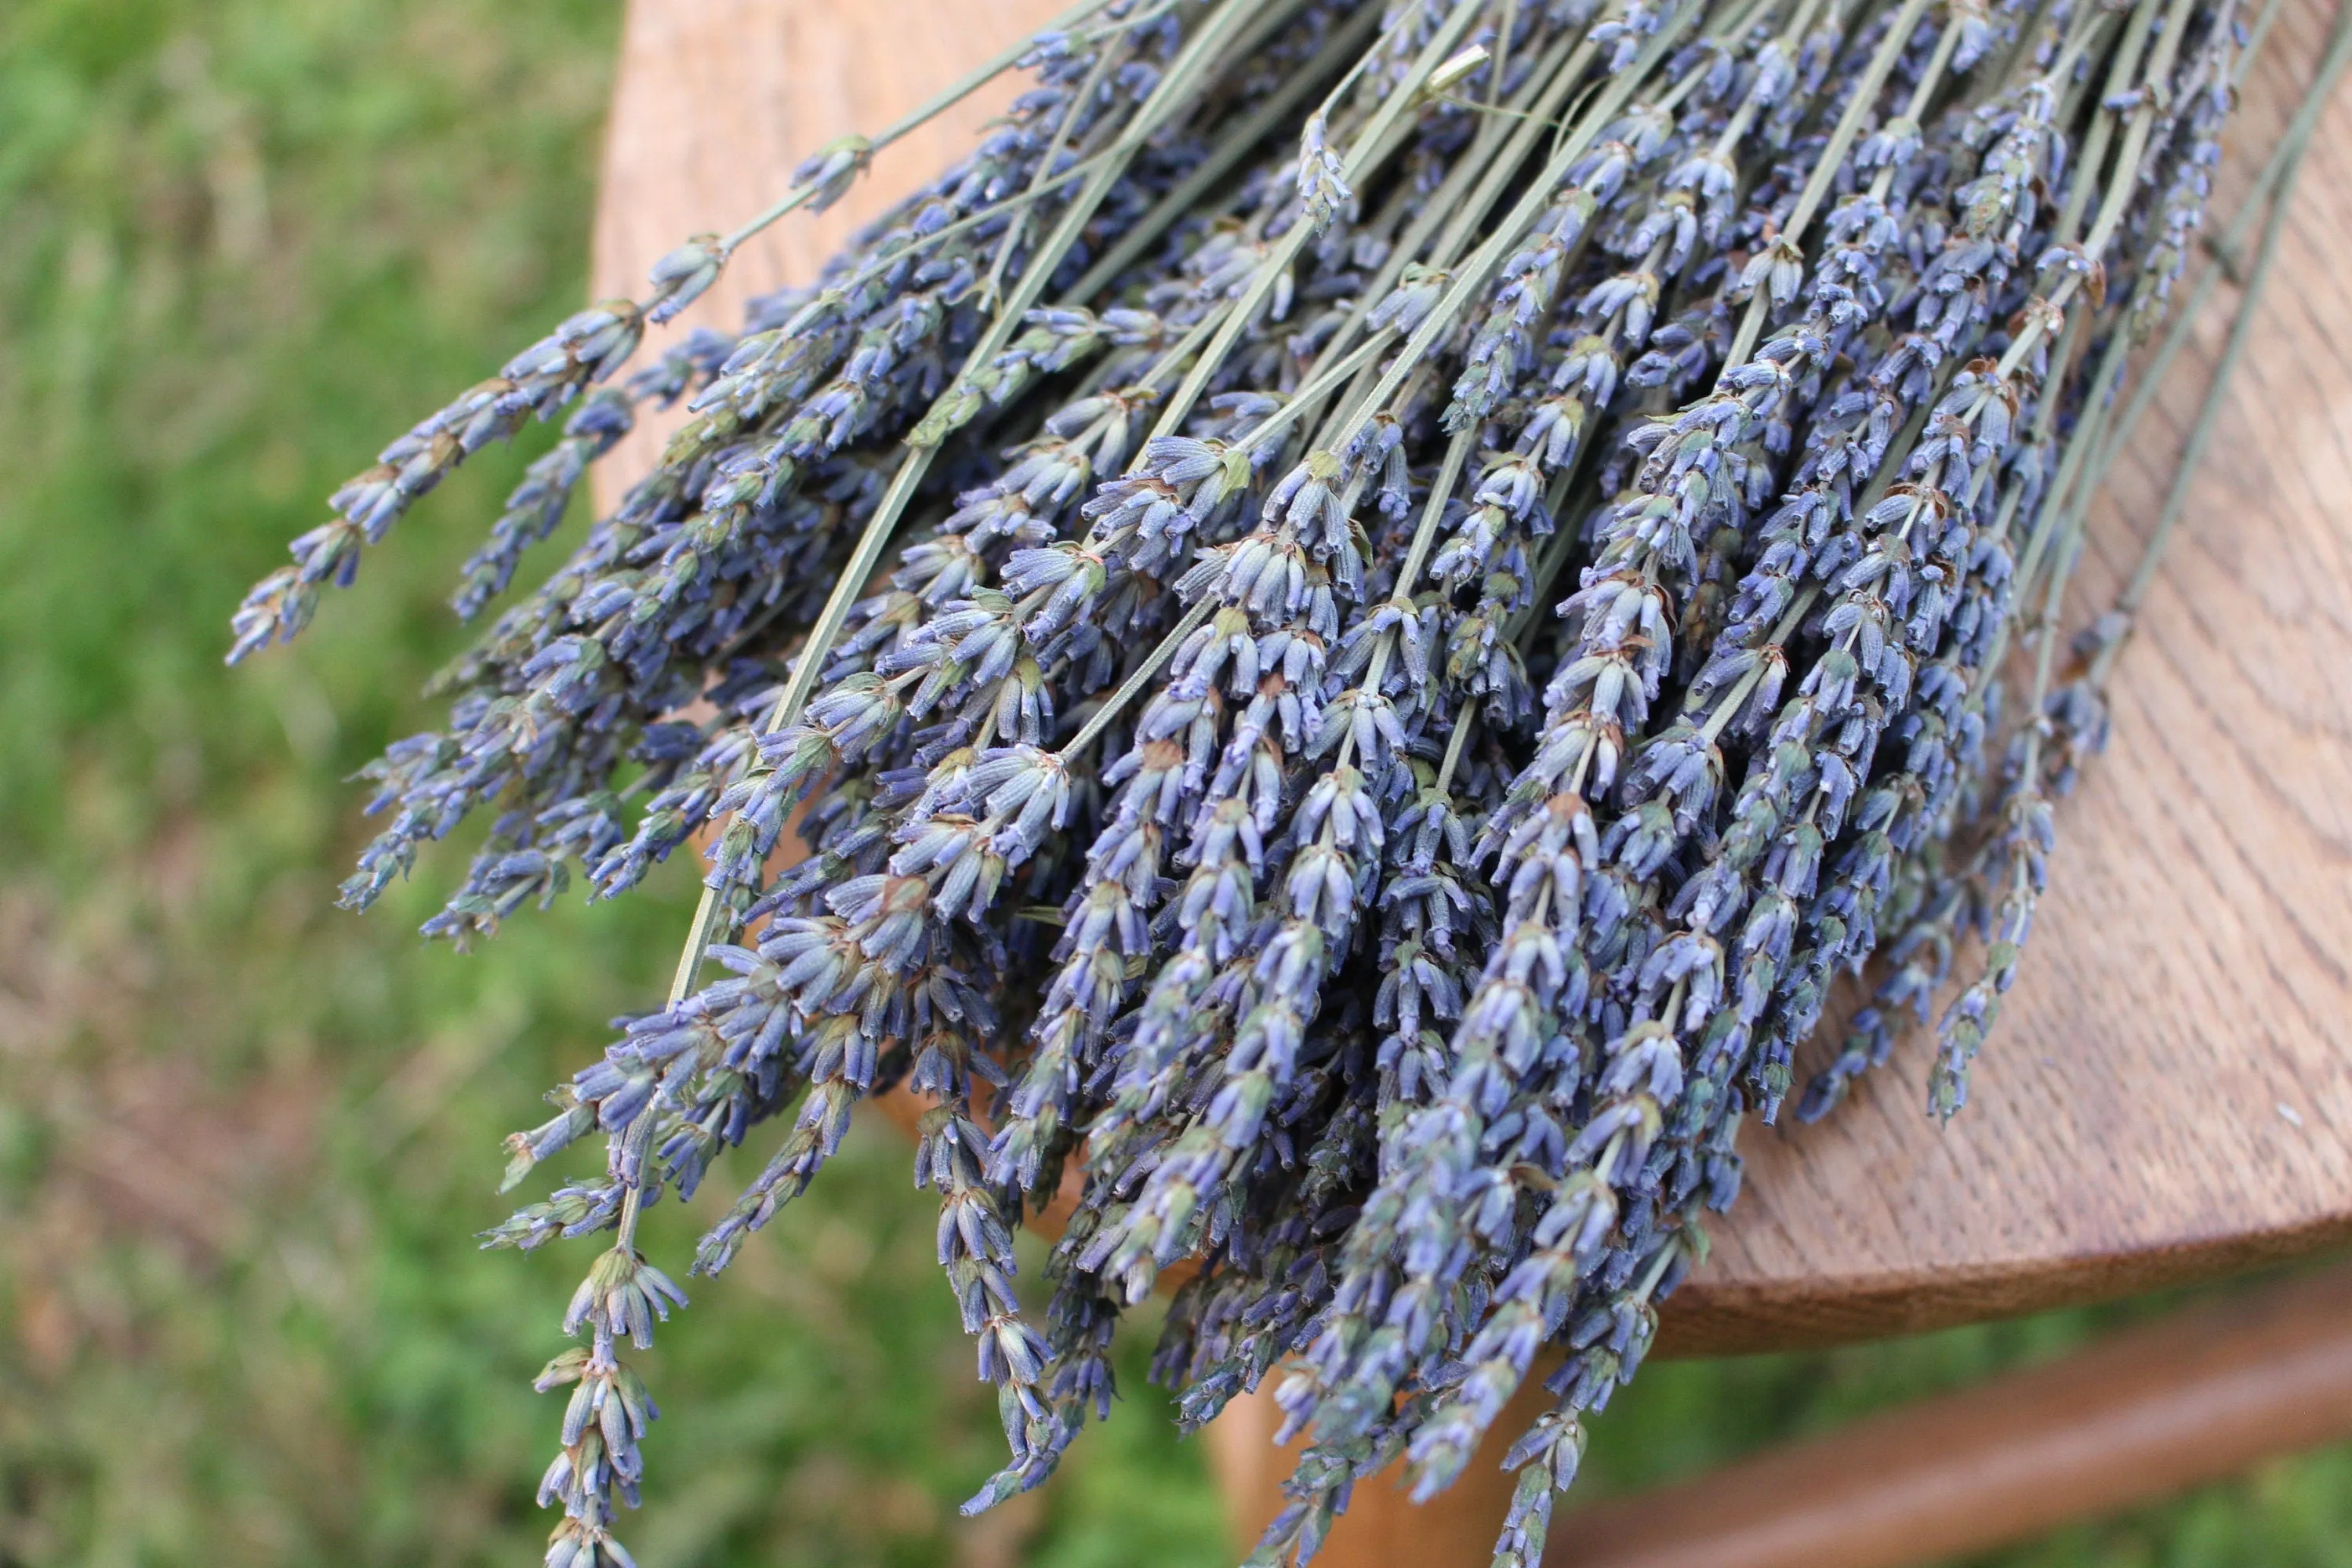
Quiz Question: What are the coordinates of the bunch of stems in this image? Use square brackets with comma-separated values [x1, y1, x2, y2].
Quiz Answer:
[234, 0, 2330, 1562]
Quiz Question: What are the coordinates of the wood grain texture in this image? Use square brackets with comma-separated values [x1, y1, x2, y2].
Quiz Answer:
[1677, 0, 2352, 1352]
[1551, 1263, 2352, 1568]
[592, 0, 2352, 1359]
[592, 0, 1074, 488]
[1202, 1265, 2352, 1568]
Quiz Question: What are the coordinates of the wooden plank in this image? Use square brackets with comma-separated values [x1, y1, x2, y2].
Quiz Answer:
[590, 0, 2352, 1358]
[590, 0, 1072, 492]
[1552, 1264, 2352, 1568]
[1676, 0, 2352, 1352]
[1201, 1265, 2352, 1568]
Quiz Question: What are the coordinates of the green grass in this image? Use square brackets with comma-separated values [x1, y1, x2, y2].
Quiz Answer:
[0, 2, 2343, 1565]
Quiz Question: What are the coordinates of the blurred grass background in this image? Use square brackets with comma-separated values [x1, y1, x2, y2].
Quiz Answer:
[0, 2, 2345, 1565]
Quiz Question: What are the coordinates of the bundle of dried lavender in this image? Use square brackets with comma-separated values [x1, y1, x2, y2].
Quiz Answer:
[233, 0, 2336, 1562]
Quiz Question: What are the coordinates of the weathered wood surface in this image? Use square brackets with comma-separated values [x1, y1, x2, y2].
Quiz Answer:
[1693, 0, 2352, 1350]
[592, 0, 2352, 1359]
[1203, 1262, 2352, 1568]
[1552, 1262, 2352, 1568]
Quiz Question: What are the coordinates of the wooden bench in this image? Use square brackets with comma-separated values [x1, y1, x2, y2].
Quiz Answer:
[592, 2, 2352, 1560]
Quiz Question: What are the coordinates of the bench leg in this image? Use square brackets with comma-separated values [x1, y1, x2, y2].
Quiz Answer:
[1203, 1363, 1559, 1567]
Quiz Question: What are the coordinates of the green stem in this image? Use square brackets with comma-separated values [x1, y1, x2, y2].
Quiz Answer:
[2073, 0, 2203, 267]
[1145, 0, 1490, 445]
[2086, 0, 2333, 494]
[979, 38, 1131, 311]
[1392, 427, 1479, 596]
[1056, 596, 1217, 760]
[1489, 0, 1521, 109]
[1727, 0, 1935, 369]
[2088, 0, 2350, 688]
[1696, 588, 1817, 744]
[1435, 706, 1478, 796]
[1132, 306, 1236, 394]
[2241, 0, 2291, 71]
[1991, 0, 2068, 93]
[1341, 427, 1479, 750]
[663, 0, 1267, 1002]
[1865, 10, 1965, 204]
[1322, 22, 1595, 371]
[1778, 0, 1929, 245]
[1067, 2, 1387, 303]
[2052, 0, 2163, 244]
[1234, 331, 1399, 452]
[1329, 3, 1704, 458]
[717, 0, 1126, 255]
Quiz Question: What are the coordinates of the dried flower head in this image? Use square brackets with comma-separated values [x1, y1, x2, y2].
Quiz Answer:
[235, 0, 2324, 1562]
